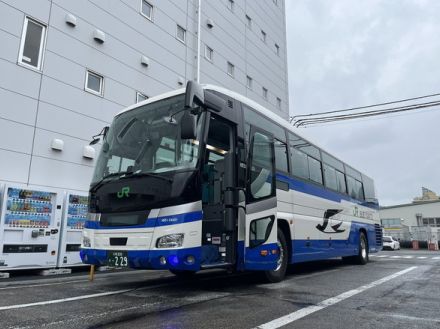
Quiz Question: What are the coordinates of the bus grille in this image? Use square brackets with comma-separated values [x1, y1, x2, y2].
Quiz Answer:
[375, 224, 383, 246]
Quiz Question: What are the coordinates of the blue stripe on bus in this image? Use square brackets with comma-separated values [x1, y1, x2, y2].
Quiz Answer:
[84, 210, 203, 230]
[276, 173, 379, 210]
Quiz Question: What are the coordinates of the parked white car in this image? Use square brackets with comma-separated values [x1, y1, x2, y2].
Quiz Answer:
[383, 236, 400, 250]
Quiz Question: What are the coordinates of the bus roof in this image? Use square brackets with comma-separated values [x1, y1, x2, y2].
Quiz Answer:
[116, 84, 374, 183]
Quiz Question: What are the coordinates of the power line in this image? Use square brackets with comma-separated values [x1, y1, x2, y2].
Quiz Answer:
[289, 91, 440, 123]
[294, 100, 440, 127]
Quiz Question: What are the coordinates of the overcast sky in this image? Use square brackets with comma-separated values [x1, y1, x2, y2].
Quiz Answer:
[285, 0, 440, 206]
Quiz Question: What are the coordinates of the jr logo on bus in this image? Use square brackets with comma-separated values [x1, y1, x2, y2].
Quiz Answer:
[117, 187, 130, 199]
[316, 209, 345, 234]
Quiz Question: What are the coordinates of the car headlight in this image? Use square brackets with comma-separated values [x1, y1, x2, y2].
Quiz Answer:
[156, 233, 184, 248]
[87, 212, 101, 222]
[82, 236, 91, 248]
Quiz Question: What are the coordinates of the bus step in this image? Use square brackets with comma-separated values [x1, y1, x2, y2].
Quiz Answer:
[200, 262, 233, 269]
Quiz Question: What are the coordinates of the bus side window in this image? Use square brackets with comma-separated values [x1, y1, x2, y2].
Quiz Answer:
[249, 130, 275, 200]
[346, 176, 358, 199]
[274, 139, 289, 173]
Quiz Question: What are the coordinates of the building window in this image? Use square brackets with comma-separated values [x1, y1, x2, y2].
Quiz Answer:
[227, 62, 234, 77]
[85, 70, 104, 96]
[273, 0, 278, 5]
[276, 97, 281, 110]
[136, 92, 148, 103]
[246, 15, 252, 29]
[18, 17, 47, 71]
[275, 43, 280, 56]
[140, 0, 153, 21]
[205, 45, 214, 62]
[176, 25, 186, 43]
[262, 87, 268, 100]
[228, 0, 234, 11]
[246, 75, 253, 89]
[261, 30, 266, 43]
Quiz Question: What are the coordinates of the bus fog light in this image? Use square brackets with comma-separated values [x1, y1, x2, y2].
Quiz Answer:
[168, 255, 179, 266]
[186, 255, 195, 264]
[159, 256, 167, 265]
[156, 234, 184, 248]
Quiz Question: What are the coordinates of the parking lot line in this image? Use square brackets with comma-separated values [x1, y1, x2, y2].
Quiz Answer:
[0, 289, 132, 311]
[254, 266, 417, 329]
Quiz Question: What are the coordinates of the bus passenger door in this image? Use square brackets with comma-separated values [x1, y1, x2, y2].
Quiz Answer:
[244, 127, 278, 271]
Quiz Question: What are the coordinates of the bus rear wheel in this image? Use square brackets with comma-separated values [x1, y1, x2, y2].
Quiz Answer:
[264, 228, 288, 283]
[355, 232, 369, 265]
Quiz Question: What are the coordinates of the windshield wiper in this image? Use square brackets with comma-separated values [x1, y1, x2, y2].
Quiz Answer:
[122, 171, 173, 183]
[90, 171, 131, 191]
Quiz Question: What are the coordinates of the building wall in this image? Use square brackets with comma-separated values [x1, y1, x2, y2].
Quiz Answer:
[380, 201, 440, 227]
[0, 0, 289, 193]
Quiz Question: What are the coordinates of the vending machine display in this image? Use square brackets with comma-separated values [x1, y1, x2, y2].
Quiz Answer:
[0, 185, 62, 270]
[58, 193, 89, 267]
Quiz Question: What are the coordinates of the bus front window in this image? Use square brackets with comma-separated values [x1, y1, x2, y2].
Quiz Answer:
[92, 94, 204, 185]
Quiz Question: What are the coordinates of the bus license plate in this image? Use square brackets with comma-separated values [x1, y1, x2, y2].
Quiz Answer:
[107, 251, 128, 267]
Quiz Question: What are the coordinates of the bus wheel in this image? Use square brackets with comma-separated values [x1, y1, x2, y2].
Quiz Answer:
[355, 232, 369, 265]
[169, 269, 196, 278]
[264, 228, 288, 283]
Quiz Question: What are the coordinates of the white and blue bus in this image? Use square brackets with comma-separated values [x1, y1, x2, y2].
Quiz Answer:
[81, 81, 382, 282]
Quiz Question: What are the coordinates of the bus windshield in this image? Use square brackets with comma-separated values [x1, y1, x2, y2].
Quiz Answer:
[92, 94, 203, 184]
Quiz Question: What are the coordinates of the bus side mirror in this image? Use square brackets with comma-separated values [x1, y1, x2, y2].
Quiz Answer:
[185, 81, 204, 108]
[180, 111, 196, 140]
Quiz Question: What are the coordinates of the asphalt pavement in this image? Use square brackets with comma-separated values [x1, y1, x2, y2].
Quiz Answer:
[1, 249, 439, 329]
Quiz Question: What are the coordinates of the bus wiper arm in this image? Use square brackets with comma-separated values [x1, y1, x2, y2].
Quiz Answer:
[126, 171, 173, 183]
[91, 171, 131, 191]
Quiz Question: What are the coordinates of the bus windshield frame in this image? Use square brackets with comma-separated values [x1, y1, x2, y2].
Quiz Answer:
[91, 94, 205, 186]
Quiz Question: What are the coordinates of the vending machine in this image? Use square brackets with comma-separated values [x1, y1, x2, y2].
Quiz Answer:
[0, 184, 63, 270]
[57, 192, 88, 267]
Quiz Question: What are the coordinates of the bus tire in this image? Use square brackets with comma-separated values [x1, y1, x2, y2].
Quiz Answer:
[264, 228, 288, 283]
[355, 232, 369, 265]
[169, 269, 196, 278]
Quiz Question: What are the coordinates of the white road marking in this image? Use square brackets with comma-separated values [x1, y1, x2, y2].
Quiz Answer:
[390, 256, 402, 258]
[376, 255, 388, 258]
[402, 256, 414, 259]
[417, 256, 428, 259]
[0, 289, 132, 311]
[254, 266, 417, 329]
[432, 256, 440, 260]
[0, 280, 87, 291]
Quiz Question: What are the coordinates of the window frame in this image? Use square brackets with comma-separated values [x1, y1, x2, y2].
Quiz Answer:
[246, 75, 253, 89]
[276, 97, 282, 110]
[247, 125, 276, 203]
[85, 70, 104, 96]
[176, 24, 186, 44]
[275, 43, 280, 56]
[140, 0, 154, 21]
[227, 61, 235, 77]
[262, 87, 268, 100]
[205, 45, 214, 62]
[18, 16, 47, 72]
[228, 0, 234, 12]
[136, 91, 148, 103]
[261, 30, 267, 43]
[246, 15, 252, 29]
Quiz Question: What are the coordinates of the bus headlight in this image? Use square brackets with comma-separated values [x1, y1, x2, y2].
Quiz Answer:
[156, 234, 184, 248]
[87, 213, 101, 222]
[82, 236, 91, 248]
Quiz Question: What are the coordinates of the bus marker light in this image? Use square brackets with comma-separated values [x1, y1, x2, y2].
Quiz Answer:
[260, 250, 268, 256]
[186, 255, 195, 264]
[159, 256, 167, 265]
[271, 249, 279, 255]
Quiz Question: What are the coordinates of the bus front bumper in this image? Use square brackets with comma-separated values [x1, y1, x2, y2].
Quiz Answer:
[80, 247, 201, 271]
